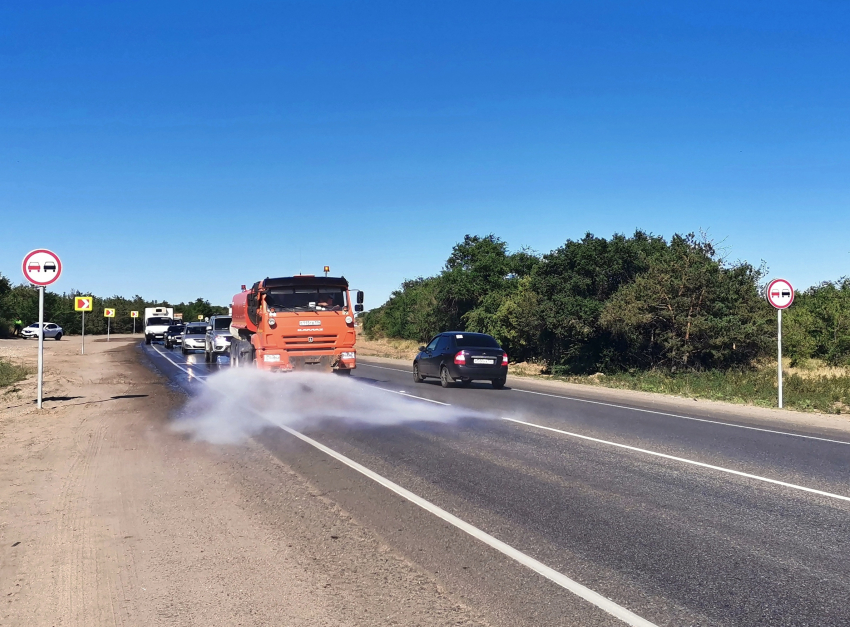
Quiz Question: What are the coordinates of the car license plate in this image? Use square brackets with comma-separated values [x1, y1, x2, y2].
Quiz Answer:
[473, 358, 495, 364]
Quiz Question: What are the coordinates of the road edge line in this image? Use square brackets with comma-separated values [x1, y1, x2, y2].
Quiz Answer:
[278, 424, 658, 627]
[503, 417, 850, 503]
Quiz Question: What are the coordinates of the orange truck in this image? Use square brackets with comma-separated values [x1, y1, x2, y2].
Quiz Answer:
[229, 274, 363, 373]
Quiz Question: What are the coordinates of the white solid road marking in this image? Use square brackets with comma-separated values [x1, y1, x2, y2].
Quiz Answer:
[279, 424, 658, 627]
[377, 388, 850, 503]
[359, 361, 850, 446]
[151, 345, 208, 378]
[359, 363, 412, 374]
[512, 388, 850, 447]
[503, 417, 850, 503]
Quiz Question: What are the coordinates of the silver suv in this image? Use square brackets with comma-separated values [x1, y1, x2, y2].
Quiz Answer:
[205, 315, 233, 363]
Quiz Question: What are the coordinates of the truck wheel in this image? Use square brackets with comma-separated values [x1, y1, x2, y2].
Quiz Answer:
[145, 335, 151, 345]
[230, 344, 238, 367]
[440, 366, 453, 388]
[334, 368, 352, 376]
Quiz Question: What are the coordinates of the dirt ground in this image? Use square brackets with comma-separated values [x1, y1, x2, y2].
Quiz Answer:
[0, 336, 489, 626]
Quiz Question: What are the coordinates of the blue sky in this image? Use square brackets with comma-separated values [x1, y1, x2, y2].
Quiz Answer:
[1, 1, 848, 308]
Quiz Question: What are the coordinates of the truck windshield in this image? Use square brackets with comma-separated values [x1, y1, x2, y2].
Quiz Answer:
[213, 317, 231, 330]
[146, 317, 172, 325]
[265, 289, 347, 311]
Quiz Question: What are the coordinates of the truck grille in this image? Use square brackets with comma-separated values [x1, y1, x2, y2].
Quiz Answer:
[282, 334, 337, 352]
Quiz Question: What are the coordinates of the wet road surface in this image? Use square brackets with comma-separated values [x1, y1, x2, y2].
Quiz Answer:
[142, 342, 850, 627]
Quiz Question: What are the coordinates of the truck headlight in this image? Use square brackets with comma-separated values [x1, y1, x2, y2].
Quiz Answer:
[340, 351, 356, 360]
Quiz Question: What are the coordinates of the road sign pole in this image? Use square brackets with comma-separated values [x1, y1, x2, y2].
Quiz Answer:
[133, 317, 136, 335]
[107, 318, 111, 342]
[37, 286, 44, 409]
[81, 310, 85, 355]
[778, 308, 783, 409]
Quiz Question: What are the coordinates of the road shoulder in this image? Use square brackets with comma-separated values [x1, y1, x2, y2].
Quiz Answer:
[359, 355, 850, 436]
[0, 336, 489, 626]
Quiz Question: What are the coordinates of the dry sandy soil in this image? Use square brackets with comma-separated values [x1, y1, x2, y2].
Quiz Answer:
[0, 336, 489, 626]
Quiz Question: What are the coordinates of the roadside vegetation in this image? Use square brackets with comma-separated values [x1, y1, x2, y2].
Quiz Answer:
[0, 272, 228, 337]
[0, 358, 32, 389]
[362, 232, 850, 413]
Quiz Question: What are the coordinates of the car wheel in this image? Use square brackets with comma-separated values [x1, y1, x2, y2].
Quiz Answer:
[440, 366, 452, 388]
[54, 333, 62, 341]
[204, 348, 211, 363]
[413, 363, 424, 383]
[181, 346, 188, 355]
[491, 377, 506, 389]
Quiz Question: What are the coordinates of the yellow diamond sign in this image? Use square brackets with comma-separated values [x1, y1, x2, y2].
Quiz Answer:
[74, 296, 93, 311]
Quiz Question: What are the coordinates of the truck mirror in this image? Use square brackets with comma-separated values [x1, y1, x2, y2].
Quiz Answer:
[357, 290, 364, 304]
[354, 304, 364, 312]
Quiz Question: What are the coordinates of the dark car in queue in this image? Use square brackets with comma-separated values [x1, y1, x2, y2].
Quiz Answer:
[413, 331, 508, 389]
[164, 324, 186, 349]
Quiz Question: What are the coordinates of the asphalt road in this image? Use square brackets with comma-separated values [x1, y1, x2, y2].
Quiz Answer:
[142, 343, 850, 627]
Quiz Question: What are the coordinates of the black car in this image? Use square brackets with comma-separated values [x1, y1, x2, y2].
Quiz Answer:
[413, 332, 508, 389]
[164, 324, 186, 349]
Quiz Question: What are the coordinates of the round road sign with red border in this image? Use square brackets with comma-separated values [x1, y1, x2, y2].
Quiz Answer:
[22, 249, 62, 286]
[766, 278, 794, 309]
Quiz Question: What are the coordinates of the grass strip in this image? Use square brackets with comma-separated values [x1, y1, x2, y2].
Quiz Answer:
[554, 368, 850, 414]
[0, 358, 33, 388]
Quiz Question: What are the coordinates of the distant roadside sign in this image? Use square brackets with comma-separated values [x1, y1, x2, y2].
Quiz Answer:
[766, 279, 794, 309]
[174, 313, 183, 320]
[74, 297, 93, 312]
[130, 311, 138, 318]
[104, 308, 116, 318]
[198, 315, 203, 320]
[22, 249, 62, 286]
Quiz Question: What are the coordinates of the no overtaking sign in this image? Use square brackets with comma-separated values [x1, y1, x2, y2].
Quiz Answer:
[766, 279, 794, 309]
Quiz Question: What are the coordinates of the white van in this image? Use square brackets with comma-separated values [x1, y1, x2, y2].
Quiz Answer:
[144, 306, 174, 344]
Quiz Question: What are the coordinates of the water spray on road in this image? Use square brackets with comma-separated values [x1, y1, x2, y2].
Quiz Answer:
[173, 368, 483, 444]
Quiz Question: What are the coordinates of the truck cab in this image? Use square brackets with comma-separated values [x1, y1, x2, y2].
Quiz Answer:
[230, 276, 363, 373]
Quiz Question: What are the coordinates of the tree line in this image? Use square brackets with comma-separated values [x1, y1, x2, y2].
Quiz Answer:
[362, 233, 850, 373]
[0, 273, 228, 337]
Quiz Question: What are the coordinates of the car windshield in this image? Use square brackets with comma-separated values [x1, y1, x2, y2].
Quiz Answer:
[265, 288, 347, 311]
[27, 323, 42, 328]
[147, 317, 172, 325]
[454, 334, 501, 348]
[185, 326, 206, 335]
[213, 317, 231, 330]
[166, 326, 184, 333]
